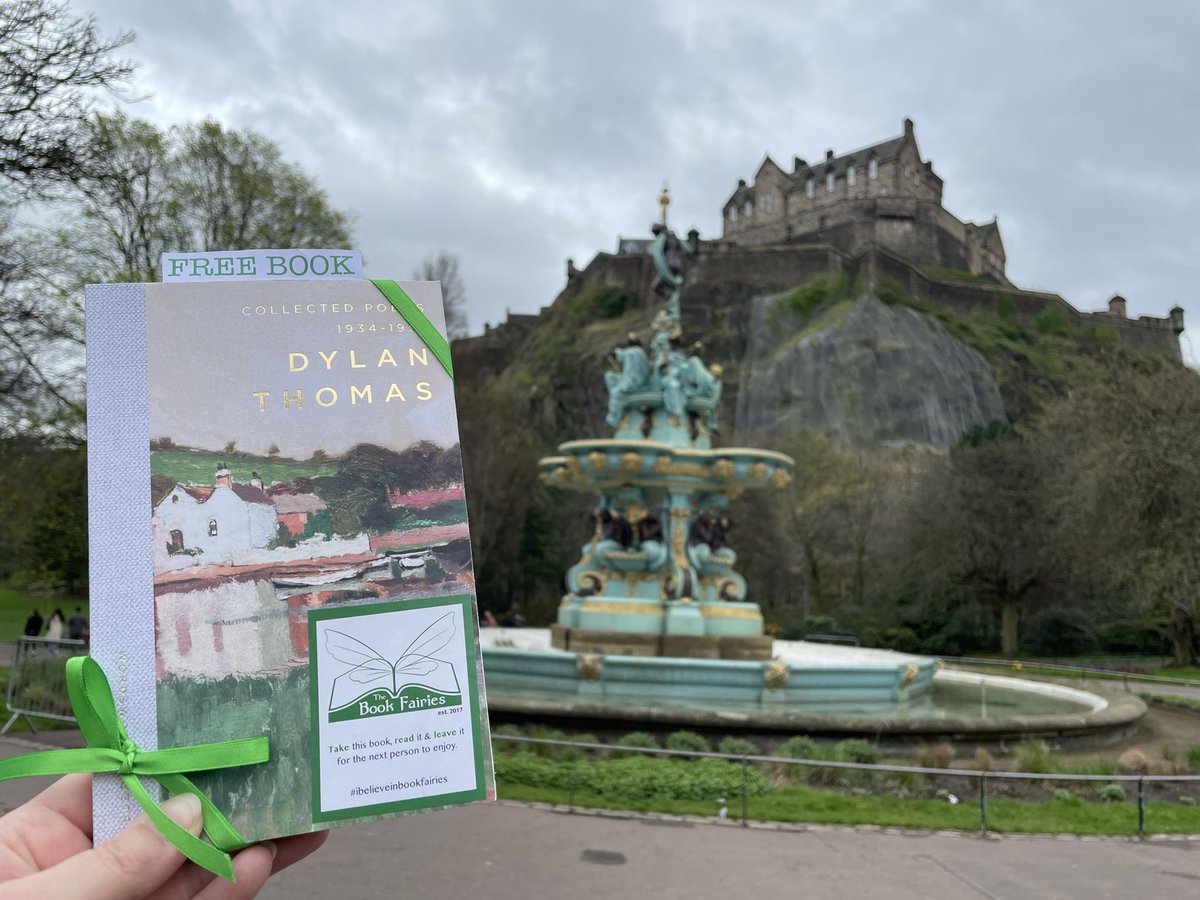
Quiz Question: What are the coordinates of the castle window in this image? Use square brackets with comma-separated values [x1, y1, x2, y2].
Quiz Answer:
[743, 200, 753, 217]
[727, 206, 737, 222]
[172, 494, 179, 503]
[208, 519, 218, 537]
[805, 178, 814, 198]
[868, 157, 878, 179]
[847, 164, 856, 186]
[825, 171, 835, 192]
[759, 193, 774, 213]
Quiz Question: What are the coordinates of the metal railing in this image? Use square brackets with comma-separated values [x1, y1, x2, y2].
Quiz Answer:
[940, 655, 1200, 690]
[2, 636, 87, 734]
[493, 734, 1200, 837]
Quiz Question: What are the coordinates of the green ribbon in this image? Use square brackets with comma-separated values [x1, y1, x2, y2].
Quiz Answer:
[0, 657, 269, 882]
[371, 279, 454, 379]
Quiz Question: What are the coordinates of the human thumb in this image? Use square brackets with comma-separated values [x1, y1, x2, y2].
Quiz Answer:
[6, 792, 204, 900]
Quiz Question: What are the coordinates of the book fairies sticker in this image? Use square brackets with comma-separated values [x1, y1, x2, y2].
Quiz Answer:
[309, 595, 485, 821]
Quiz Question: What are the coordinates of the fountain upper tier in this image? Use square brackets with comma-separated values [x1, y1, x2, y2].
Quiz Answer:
[540, 439, 794, 495]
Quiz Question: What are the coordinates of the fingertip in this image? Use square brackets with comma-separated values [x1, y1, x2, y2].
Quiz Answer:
[160, 792, 204, 833]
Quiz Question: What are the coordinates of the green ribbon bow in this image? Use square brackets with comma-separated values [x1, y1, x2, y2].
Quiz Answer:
[371, 279, 454, 379]
[0, 657, 269, 882]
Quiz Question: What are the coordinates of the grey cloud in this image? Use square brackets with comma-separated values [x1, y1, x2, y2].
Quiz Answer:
[85, 0, 1200, 358]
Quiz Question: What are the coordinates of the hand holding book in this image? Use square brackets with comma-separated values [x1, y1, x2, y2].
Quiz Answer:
[0, 775, 326, 898]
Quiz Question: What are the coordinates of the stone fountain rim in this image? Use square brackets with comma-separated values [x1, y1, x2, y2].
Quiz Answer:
[485, 686, 1145, 738]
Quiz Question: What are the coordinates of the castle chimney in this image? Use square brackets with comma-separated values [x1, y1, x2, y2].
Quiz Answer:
[687, 228, 700, 255]
[903, 117, 914, 137]
[1108, 294, 1127, 318]
[250, 471, 263, 491]
[793, 156, 806, 172]
[825, 149, 834, 162]
[215, 464, 233, 488]
[737, 178, 746, 189]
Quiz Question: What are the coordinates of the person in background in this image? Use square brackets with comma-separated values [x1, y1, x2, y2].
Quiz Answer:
[22, 610, 42, 638]
[45, 608, 64, 653]
[68, 607, 87, 643]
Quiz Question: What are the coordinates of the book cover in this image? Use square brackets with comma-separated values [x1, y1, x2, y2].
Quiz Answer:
[84, 275, 492, 842]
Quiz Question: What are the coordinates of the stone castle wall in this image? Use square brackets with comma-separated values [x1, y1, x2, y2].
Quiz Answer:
[464, 241, 1182, 366]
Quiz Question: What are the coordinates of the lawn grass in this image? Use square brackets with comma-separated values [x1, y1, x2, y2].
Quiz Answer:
[495, 780, 1200, 836]
[0, 586, 85, 642]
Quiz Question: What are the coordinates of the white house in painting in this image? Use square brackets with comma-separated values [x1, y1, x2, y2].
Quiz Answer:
[152, 465, 277, 569]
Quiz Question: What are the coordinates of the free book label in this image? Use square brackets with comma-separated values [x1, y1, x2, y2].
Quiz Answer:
[308, 595, 485, 821]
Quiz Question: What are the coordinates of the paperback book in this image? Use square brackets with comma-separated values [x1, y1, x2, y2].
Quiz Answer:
[85, 268, 492, 842]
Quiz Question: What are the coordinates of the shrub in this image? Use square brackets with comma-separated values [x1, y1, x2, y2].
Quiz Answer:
[1052, 788, 1079, 804]
[1013, 739, 1059, 774]
[916, 742, 955, 770]
[1116, 749, 1150, 775]
[973, 747, 994, 772]
[918, 601, 996, 656]
[717, 736, 759, 758]
[774, 735, 820, 782]
[613, 732, 659, 757]
[562, 733, 600, 762]
[494, 752, 570, 790]
[1180, 795, 1197, 806]
[491, 723, 524, 753]
[1100, 784, 1127, 802]
[879, 626, 921, 654]
[1035, 303, 1071, 336]
[666, 730, 710, 755]
[569, 285, 629, 320]
[1187, 744, 1200, 773]
[526, 726, 569, 759]
[834, 739, 880, 765]
[1022, 607, 1096, 657]
[776, 736, 819, 761]
[593, 756, 770, 802]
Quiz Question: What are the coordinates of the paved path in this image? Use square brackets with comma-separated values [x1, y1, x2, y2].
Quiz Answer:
[3, 733, 1199, 899]
[258, 802, 1199, 900]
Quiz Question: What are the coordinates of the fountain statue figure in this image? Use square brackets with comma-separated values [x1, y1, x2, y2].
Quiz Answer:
[540, 220, 793, 660]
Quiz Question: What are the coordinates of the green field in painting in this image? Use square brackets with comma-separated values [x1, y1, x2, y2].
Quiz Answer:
[157, 667, 315, 841]
[150, 449, 338, 485]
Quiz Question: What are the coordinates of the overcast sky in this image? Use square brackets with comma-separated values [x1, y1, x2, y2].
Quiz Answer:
[86, 0, 1200, 363]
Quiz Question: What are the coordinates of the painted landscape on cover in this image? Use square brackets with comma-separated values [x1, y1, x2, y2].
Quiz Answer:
[145, 280, 474, 839]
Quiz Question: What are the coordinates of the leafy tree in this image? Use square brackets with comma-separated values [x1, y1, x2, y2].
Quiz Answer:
[901, 431, 1052, 655]
[0, 0, 134, 194]
[1040, 363, 1200, 665]
[0, 1, 133, 438]
[1, 111, 357, 440]
[62, 113, 354, 283]
[413, 250, 468, 340]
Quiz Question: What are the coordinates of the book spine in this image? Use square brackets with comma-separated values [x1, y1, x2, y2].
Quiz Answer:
[84, 283, 159, 841]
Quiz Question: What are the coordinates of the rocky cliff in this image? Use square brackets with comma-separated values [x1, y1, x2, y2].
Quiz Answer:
[736, 293, 1006, 449]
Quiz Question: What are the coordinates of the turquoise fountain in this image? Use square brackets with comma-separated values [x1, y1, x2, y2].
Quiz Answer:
[481, 214, 1135, 742]
[481, 217, 944, 721]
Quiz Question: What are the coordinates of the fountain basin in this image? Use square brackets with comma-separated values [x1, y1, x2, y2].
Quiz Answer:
[480, 629, 1144, 744]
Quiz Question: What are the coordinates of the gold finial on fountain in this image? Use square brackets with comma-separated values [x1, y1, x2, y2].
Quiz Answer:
[658, 180, 671, 225]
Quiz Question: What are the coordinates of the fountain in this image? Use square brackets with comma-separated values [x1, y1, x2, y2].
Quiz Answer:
[480, 209, 1142, 744]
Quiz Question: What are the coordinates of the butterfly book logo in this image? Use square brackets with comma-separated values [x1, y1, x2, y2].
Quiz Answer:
[324, 611, 462, 722]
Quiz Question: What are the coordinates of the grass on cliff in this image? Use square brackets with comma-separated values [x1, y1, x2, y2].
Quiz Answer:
[512, 284, 648, 388]
[873, 276, 1134, 419]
